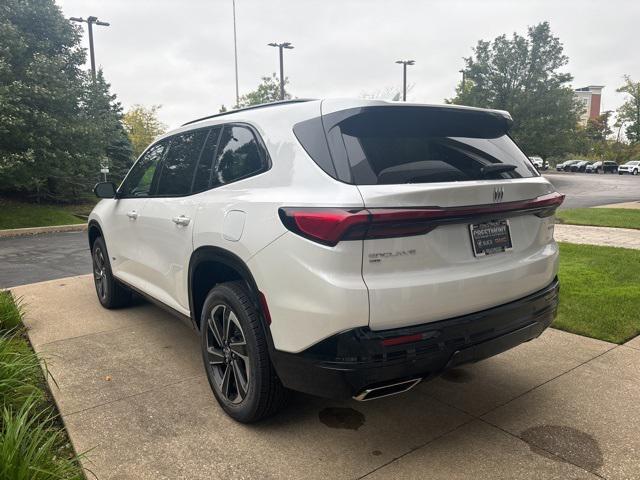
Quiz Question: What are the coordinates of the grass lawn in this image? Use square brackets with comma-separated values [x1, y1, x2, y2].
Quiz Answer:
[0, 198, 92, 230]
[0, 291, 84, 479]
[556, 207, 640, 230]
[553, 242, 640, 344]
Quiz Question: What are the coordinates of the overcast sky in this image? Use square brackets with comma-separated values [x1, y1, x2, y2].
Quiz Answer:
[56, 0, 639, 130]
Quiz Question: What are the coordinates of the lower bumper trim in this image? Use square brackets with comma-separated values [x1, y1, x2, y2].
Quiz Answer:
[270, 277, 559, 399]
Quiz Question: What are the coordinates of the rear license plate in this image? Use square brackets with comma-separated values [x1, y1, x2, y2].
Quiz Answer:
[469, 220, 512, 256]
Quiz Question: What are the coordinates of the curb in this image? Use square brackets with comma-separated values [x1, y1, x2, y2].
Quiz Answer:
[0, 223, 87, 239]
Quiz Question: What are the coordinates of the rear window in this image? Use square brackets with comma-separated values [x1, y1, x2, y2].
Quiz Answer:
[295, 106, 538, 185]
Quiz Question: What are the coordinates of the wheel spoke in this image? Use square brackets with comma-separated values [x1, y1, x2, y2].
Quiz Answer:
[223, 309, 233, 343]
[208, 313, 224, 347]
[229, 341, 248, 360]
[207, 346, 225, 365]
[231, 359, 248, 399]
[220, 364, 232, 398]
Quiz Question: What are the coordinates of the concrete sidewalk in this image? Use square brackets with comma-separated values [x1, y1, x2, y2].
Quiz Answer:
[12, 275, 640, 480]
[555, 223, 640, 250]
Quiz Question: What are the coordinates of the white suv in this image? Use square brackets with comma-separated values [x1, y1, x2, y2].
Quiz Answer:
[89, 99, 563, 422]
[618, 160, 640, 175]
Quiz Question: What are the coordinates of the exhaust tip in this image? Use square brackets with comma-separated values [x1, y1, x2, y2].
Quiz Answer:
[353, 378, 422, 401]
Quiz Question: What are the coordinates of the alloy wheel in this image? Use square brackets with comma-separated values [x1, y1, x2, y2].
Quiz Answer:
[205, 304, 250, 404]
[93, 246, 107, 300]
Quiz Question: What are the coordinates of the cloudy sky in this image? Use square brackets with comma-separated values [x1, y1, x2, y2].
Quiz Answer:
[56, 0, 639, 130]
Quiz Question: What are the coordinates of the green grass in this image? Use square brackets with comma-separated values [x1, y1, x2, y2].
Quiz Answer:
[0, 292, 84, 479]
[553, 242, 640, 343]
[0, 198, 87, 230]
[556, 208, 640, 230]
[0, 291, 23, 330]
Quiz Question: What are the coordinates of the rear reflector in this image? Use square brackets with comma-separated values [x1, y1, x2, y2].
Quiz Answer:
[279, 192, 564, 246]
[382, 333, 424, 347]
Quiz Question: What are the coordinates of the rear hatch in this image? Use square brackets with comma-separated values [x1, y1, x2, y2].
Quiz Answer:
[319, 103, 562, 330]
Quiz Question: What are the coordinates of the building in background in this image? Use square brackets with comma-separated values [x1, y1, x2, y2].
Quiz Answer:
[574, 85, 604, 125]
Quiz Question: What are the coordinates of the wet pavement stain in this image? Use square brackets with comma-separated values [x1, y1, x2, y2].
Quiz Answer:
[440, 368, 474, 383]
[318, 407, 365, 430]
[521, 425, 604, 472]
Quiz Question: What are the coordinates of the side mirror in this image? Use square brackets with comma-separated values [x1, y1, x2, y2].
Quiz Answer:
[93, 182, 117, 199]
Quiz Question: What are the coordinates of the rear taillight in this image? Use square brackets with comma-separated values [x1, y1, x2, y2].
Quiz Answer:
[278, 208, 436, 246]
[279, 192, 564, 246]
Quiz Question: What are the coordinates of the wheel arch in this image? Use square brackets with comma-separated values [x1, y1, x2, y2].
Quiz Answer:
[88, 219, 103, 250]
[188, 246, 264, 331]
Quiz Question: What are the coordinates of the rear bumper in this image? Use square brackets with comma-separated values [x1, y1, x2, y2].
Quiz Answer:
[270, 277, 559, 399]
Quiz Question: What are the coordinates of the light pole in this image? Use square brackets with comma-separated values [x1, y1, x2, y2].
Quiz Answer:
[395, 60, 415, 101]
[232, 0, 239, 107]
[70, 16, 110, 81]
[268, 42, 294, 101]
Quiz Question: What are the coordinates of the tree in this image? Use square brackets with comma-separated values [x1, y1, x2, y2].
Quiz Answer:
[585, 111, 613, 142]
[122, 105, 166, 158]
[82, 70, 133, 184]
[616, 76, 640, 144]
[0, 0, 133, 200]
[448, 22, 582, 158]
[236, 73, 290, 108]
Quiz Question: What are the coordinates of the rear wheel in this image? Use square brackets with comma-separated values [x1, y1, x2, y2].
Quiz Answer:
[200, 282, 287, 423]
[92, 237, 132, 308]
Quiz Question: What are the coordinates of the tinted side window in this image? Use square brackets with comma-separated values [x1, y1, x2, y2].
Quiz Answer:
[214, 126, 265, 185]
[192, 127, 222, 193]
[156, 130, 208, 196]
[120, 141, 167, 197]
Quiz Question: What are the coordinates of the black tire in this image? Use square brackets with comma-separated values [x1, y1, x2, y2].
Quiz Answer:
[200, 281, 287, 423]
[91, 236, 132, 309]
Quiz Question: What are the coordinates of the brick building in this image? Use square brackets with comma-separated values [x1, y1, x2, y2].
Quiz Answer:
[574, 85, 604, 125]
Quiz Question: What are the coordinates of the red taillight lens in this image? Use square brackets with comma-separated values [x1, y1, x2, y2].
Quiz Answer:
[278, 192, 565, 246]
[278, 208, 370, 246]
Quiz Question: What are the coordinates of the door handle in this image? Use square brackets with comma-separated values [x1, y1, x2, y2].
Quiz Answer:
[172, 215, 191, 226]
[126, 210, 138, 220]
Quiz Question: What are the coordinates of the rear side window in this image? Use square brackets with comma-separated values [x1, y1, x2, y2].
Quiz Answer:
[192, 127, 222, 193]
[213, 125, 266, 185]
[156, 130, 208, 196]
[296, 107, 538, 185]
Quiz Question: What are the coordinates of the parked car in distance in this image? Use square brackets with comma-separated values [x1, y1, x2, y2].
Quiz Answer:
[529, 156, 548, 170]
[618, 160, 640, 175]
[556, 160, 580, 171]
[586, 161, 618, 174]
[570, 160, 591, 173]
[88, 99, 563, 422]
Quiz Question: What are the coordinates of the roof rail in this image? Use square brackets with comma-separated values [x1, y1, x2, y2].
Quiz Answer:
[181, 98, 316, 126]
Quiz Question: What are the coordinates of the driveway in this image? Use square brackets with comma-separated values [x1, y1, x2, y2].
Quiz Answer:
[12, 275, 640, 480]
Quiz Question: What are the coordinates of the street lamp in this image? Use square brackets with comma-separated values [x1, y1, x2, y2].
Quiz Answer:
[395, 60, 415, 101]
[268, 42, 294, 101]
[70, 16, 110, 81]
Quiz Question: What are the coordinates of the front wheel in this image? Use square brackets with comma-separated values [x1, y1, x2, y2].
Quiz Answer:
[91, 237, 132, 308]
[634, 169, 639, 176]
[200, 282, 287, 423]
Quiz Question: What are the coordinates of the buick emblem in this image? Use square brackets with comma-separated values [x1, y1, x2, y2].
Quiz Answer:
[493, 187, 504, 203]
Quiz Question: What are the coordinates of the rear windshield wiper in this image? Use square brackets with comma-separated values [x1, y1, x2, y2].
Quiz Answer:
[480, 164, 517, 177]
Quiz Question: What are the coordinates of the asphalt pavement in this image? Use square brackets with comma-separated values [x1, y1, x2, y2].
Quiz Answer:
[0, 231, 92, 288]
[1, 172, 638, 289]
